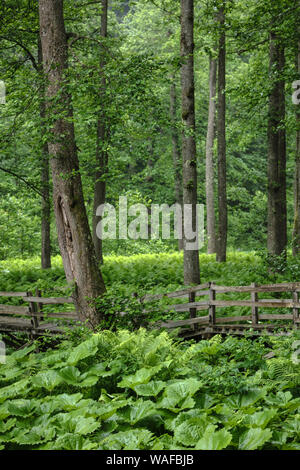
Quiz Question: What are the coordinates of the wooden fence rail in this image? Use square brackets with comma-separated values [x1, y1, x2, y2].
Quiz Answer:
[0, 290, 78, 338]
[1, 281, 300, 339]
[142, 281, 300, 338]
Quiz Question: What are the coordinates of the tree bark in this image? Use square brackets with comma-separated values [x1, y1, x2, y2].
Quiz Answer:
[205, 55, 217, 254]
[267, 31, 287, 257]
[92, 0, 108, 264]
[39, 0, 106, 327]
[38, 38, 51, 269]
[169, 74, 183, 251]
[216, 4, 227, 263]
[180, 0, 200, 284]
[292, 38, 300, 256]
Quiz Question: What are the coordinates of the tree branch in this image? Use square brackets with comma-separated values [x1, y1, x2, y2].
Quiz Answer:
[0, 166, 43, 197]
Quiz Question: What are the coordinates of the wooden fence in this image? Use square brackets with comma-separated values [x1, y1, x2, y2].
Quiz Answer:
[0, 281, 300, 340]
[142, 281, 300, 338]
[0, 290, 78, 339]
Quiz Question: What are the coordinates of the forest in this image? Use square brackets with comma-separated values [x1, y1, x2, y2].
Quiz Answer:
[0, 0, 300, 453]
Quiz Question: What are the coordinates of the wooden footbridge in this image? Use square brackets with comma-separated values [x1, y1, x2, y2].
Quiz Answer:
[0, 281, 300, 343]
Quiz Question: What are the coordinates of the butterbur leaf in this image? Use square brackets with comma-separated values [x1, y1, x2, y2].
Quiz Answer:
[158, 396, 195, 413]
[243, 409, 277, 429]
[134, 381, 165, 397]
[77, 375, 99, 388]
[100, 429, 154, 450]
[7, 399, 36, 417]
[67, 334, 101, 365]
[74, 417, 101, 435]
[10, 429, 44, 446]
[118, 366, 162, 389]
[238, 428, 273, 450]
[52, 433, 98, 450]
[226, 388, 266, 409]
[0, 418, 16, 433]
[157, 378, 202, 411]
[32, 370, 63, 391]
[174, 417, 209, 446]
[0, 378, 30, 402]
[196, 427, 232, 450]
[120, 400, 156, 424]
[51, 393, 83, 411]
[59, 366, 81, 385]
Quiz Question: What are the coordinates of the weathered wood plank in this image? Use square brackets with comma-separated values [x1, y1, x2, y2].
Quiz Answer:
[0, 305, 30, 314]
[211, 300, 300, 308]
[142, 283, 210, 301]
[0, 292, 27, 297]
[213, 323, 288, 330]
[258, 314, 293, 320]
[24, 296, 73, 304]
[157, 315, 210, 329]
[212, 283, 300, 293]
[33, 312, 78, 320]
[215, 316, 252, 323]
[164, 301, 209, 312]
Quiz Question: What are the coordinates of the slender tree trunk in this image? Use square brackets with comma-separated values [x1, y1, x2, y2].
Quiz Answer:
[205, 55, 217, 254]
[38, 38, 51, 269]
[216, 4, 227, 263]
[39, 0, 106, 327]
[267, 31, 287, 257]
[292, 38, 300, 256]
[180, 0, 200, 285]
[170, 74, 183, 251]
[92, 0, 108, 264]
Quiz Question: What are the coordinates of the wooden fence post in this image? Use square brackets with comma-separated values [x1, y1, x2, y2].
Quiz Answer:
[36, 288, 44, 322]
[28, 291, 39, 338]
[251, 282, 258, 327]
[188, 291, 197, 331]
[208, 282, 216, 326]
[293, 290, 299, 328]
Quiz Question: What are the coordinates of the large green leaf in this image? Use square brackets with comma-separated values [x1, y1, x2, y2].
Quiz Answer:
[32, 370, 63, 391]
[157, 378, 202, 412]
[7, 398, 36, 417]
[117, 365, 162, 389]
[134, 380, 165, 397]
[50, 433, 98, 450]
[238, 427, 273, 450]
[174, 417, 209, 446]
[120, 399, 157, 424]
[74, 417, 101, 435]
[196, 426, 232, 450]
[0, 418, 16, 433]
[242, 408, 277, 429]
[58, 366, 81, 385]
[226, 388, 267, 409]
[0, 378, 30, 403]
[67, 334, 101, 365]
[50, 393, 83, 411]
[100, 428, 154, 450]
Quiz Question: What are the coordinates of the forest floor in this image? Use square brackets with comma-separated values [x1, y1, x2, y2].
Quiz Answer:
[0, 251, 300, 450]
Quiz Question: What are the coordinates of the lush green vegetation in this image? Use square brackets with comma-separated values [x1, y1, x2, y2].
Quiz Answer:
[1, 0, 300, 452]
[0, 328, 299, 450]
[0, 252, 299, 451]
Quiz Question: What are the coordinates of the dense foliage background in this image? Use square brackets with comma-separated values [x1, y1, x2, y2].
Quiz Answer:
[0, 0, 299, 260]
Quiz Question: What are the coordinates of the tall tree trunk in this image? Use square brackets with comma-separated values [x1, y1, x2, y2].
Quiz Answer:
[92, 0, 108, 264]
[180, 0, 200, 285]
[267, 32, 287, 257]
[205, 55, 217, 254]
[292, 38, 300, 256]
[39, 0, 106, 327]
[170, 74, 183, 251]
[216, 4, 227, 263]
[38, 38, 51, 269]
